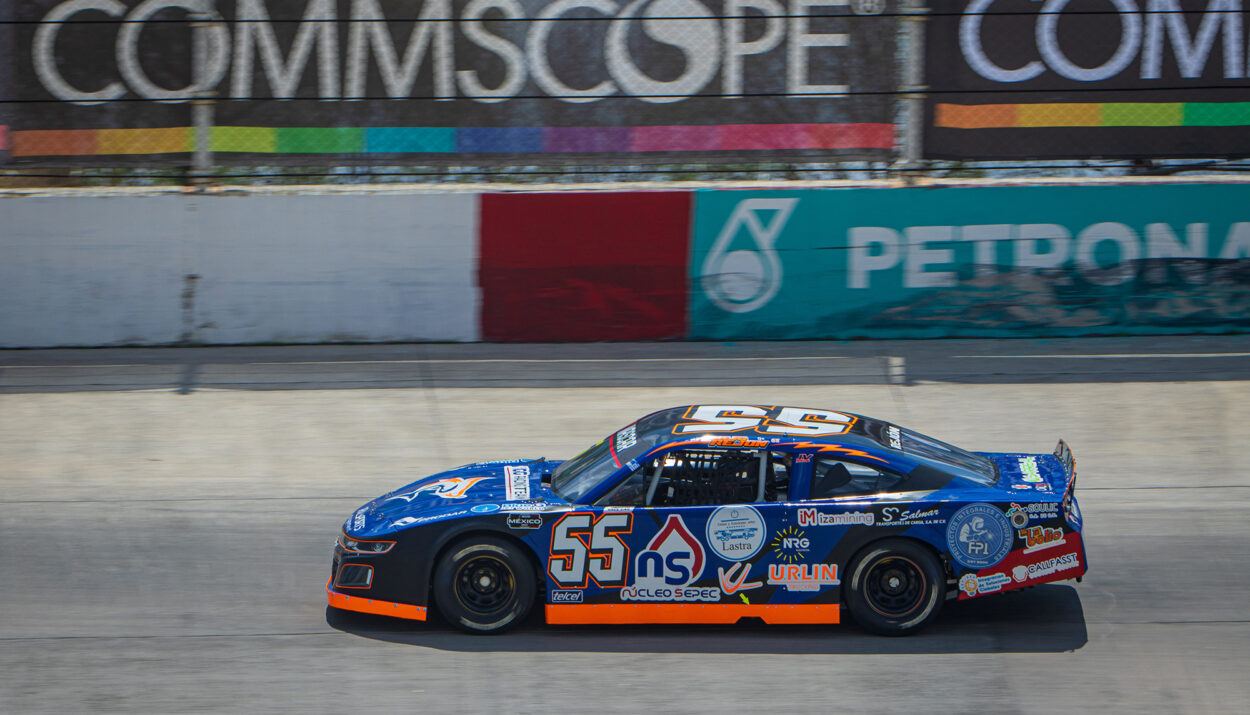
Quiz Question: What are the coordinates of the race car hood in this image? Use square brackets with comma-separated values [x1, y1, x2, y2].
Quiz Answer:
[984, 452, 1068, 496]
[343, 459, 567, 538]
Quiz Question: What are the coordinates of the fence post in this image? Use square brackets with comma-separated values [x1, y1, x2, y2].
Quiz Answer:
[190, 9, 215, 189]
[896, 0, 928, 183]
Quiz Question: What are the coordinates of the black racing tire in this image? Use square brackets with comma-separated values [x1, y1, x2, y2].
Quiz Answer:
[433, 536, 535, 634]
[845, 539, 944, 636]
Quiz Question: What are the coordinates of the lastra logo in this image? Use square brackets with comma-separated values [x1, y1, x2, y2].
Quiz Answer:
[701, 198, 797, 314]
[635, 515, 705, 587]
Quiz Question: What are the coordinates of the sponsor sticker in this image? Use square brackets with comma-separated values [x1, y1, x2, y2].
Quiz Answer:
[385, 477, 487, 502]
[505, 465, 531, 501]
[796, 453, 813, 463]
[1019, 456, 1043, 483]
[352, 509, 367, 532]
[959, 572, 1012, 597]
[622, 515, 717, 602]
[946, 503, 1013, 569]
[391, 510, 468, 528]
[798, 508, 875, 527]
[767, 563, 840, 592]
[615, 424, 638, 451]
[1005, 504, 1029, 528]
[886, 424, 902, 450]
[507, 513, 543, 530]
[550, 590, 584, 603]
[1023, 552, 1081, 580]
[710, 436, 768, 448]
[717, 562, 763, 595]
[706, 505, 766, 562]
[877, 506, 942, 526]
[471, 503, 501, 513]
[1020, 525, 1065, 554]
[503, 501, 549, 512]
[769, 526, 810, 564]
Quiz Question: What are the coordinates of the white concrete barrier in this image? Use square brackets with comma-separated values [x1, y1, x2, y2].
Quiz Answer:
[0, 193, 479, 347]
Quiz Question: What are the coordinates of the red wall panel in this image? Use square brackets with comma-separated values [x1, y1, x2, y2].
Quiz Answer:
[480, 193, 691, 341]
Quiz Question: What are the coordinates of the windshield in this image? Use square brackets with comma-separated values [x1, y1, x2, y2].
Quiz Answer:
[550, 439, 618, 502]
[861, 419, 997, 485]
[551, 414, 674, 502]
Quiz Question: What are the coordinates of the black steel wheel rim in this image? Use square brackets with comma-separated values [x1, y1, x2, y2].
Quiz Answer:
[455, 555, 516, 615]
[864, 556, 926, 618]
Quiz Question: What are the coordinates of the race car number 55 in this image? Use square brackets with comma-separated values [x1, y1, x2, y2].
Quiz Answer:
[677, 405, 854, 436]
[548, 512, 633, 588]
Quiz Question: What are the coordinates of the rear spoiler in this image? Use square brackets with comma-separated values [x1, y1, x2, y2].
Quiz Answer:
[1053, 439, 1076, 482]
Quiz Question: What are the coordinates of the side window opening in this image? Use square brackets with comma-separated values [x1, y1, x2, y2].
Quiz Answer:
[809, 457, 904, 499]
[595, 449, 797, 507]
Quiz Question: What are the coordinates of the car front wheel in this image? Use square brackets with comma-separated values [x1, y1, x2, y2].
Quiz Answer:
[433, 536, 535, 634]
[845, 539, 944, 636]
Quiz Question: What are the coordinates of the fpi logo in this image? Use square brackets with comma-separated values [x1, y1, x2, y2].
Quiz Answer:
[635, 515, 705, 587]
[701, 198, 798, 314]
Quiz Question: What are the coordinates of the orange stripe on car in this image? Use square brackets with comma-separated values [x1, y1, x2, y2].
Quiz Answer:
[325, 579, 427, 621]
[545, 603, 839, 625]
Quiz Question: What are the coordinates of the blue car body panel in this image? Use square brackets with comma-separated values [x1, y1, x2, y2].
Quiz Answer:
[329, 405, 1086, 626]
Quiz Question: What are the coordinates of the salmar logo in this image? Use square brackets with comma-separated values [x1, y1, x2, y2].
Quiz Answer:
[701, 198, 797, 314]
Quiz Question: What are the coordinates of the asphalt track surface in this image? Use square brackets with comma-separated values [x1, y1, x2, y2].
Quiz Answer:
[2, 336, 1248, 713]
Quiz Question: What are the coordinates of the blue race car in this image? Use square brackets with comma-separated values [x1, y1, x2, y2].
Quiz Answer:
[328, 405, 1086, 635]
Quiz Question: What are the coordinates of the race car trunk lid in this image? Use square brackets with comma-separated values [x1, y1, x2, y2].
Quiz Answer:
[987, 449, 1071, 496]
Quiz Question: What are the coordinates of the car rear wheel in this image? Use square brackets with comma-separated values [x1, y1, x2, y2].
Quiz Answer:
[845, 539, 944, 636]
[433, 536, 535, 634]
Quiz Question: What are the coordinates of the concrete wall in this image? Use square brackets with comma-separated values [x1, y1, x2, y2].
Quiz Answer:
[0, 194, 478, 347]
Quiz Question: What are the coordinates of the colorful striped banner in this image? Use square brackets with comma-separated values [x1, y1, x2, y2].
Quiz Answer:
[10, 123, 894, 158]
[936, 102, 1250, 129]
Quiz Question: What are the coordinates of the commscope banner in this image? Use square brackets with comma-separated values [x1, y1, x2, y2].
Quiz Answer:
[924, 0, 1250, 159]
[689, 184, 1250, 339]
[5, 0, 899, 165]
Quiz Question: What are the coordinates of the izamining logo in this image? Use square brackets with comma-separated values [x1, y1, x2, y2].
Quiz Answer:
[701, 198, 797, 313]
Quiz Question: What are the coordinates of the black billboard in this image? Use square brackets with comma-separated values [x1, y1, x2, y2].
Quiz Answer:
[924, 0, 1250, 160]
[3, 0, 901, 166]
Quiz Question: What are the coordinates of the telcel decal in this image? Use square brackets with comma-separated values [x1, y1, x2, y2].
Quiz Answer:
[622, 515, 718, 602]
